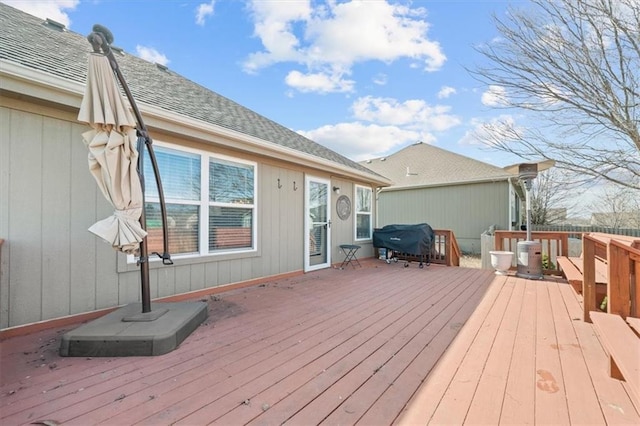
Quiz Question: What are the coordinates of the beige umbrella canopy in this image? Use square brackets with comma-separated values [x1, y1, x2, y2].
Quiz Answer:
[78, 53, 146, 254]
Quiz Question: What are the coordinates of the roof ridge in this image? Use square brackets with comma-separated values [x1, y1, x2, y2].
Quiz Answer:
[360, 141, 511, 188]
[0, 2, 384, 181]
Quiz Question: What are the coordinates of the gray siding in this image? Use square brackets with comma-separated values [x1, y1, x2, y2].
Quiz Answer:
[328, 179, 376, 262]
[1, 102, 373, 329]
[377, 181, 510, 253]
[1, 106, 104, 326]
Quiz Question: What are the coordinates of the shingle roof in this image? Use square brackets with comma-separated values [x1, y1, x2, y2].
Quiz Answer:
[361, 142, 512, 189]
[0, 3, 381, 179]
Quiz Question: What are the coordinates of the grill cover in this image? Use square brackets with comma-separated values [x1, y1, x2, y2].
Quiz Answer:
[373, 223, 435, 256]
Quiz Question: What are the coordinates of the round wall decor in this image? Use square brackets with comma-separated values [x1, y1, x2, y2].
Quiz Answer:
[336, 195, 351, 220]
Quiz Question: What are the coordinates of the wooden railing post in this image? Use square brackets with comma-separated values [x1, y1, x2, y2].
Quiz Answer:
[633, 256, 640, 318]
[583, 235, 597, 323]
[608, 240, 632, 319]
[429, 229, 459, 266]
[560, 233, 569, 257]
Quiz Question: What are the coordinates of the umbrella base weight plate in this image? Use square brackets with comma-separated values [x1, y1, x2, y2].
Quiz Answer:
[59, 302, 208, 357]
[122, 308, 169, 322]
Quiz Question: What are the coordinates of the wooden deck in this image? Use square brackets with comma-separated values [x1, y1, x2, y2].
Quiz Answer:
[1, 260, 639, 425]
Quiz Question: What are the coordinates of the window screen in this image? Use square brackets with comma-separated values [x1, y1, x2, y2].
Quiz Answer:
[355, 185, 372, 240]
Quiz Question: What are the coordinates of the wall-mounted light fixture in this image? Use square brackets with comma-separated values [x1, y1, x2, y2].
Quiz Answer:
[333, 186, 340, 195]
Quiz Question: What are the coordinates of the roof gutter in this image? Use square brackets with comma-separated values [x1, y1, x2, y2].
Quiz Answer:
[1, 59, 391, 187]
[140, 103, 391, 187]
[379, 175, 513, 192]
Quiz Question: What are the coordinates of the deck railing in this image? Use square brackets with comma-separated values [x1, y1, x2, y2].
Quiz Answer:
[583, 233, 640, 321]
[384, 229, 460, 267]
[494, 231, 571, 275]
[492, 231, 639, 322]
[433, 229, 461, 267]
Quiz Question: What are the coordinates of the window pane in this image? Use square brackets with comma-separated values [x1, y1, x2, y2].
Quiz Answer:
[145, 202, 199, 254]
[356, 213, 371, 239]
[356, 186, 372, 240]
[209, 207, 253, 250]
[357, 187, 371, 212]
[210, 159, 254, 204]
[309, 181, 328, 223]
[144, 147, 200, 201]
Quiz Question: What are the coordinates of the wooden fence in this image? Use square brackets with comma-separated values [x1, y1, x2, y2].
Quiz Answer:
[532, 224, 640, 238]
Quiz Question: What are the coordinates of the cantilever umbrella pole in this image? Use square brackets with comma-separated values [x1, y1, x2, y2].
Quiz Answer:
[87, 25, 172, 313]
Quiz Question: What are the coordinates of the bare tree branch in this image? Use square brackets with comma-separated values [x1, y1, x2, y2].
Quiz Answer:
[529, 169, 583, 224]
[471, 0, 640, 190]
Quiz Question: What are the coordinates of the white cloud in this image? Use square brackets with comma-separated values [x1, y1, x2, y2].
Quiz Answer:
[437, 86, 456, 99]
[242, 0, 311, 73]
[298, 95, 461, 161]
[195, 1, 215, 26]
[299, 122, 428, 161]
[244, 0, 446, 93]
[351, 96, 461, 131]
[459, 115, 518, 147]
[136, 45, 170, 66]
[372, 73, 388, 86]
[481, 85, 508, 107]
[1, 0, 78, 27]
[285, 69, 354, 93]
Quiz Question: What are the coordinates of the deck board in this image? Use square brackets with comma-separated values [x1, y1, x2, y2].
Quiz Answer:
[320, 268, 485, 425]
[548, 281, 606, 424]
[398, 274, 640, 426]
[427, 274, 516, 424]
[354, 270, 490, 426]
[557, 279, 640, 424]
[534, 280, 571, 425]
[2, 261, 639, 425]
[464, 274, 526, 424]
[499, 278, 536, 425]
[394, 275, 509, 424]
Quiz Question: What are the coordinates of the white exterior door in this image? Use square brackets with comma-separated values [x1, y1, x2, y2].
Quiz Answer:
[305, 175, 331, 271]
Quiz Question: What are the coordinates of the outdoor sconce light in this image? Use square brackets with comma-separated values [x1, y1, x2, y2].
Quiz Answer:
[333, 186, 340, 194]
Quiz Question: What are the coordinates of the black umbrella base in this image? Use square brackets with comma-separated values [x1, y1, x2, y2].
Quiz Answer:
[59, 301, 208, 357]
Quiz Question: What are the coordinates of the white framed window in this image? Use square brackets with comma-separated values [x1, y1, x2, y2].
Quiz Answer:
[141, 143, 257, 259]
[355, 185, 372, 241]
[208, 157, 255, 252]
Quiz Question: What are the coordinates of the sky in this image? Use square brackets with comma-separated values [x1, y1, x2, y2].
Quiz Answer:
[2, 0, 532, 169]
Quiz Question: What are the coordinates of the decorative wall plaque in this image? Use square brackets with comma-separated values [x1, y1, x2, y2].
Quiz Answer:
[336, 195, 351, 220]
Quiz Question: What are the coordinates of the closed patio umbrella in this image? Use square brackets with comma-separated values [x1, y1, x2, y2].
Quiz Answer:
[59, 25, 205, 357]
[77, 25, 172, 314]
[78, 52, 146, 254]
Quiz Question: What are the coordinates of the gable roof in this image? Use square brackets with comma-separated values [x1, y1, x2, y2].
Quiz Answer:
[0, 3, 388, 185]
[361, 142, 513, 190]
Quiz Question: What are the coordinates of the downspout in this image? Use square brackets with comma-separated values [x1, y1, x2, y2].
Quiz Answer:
[508, 177, 515, 230]
[375, 187, 383, 229]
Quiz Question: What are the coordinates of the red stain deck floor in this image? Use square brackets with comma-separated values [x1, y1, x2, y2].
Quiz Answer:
[1, 260, 638, 425]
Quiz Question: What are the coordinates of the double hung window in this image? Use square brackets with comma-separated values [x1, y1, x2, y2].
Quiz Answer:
[355, 185, 372, 240]
[143, 144, 256, 257]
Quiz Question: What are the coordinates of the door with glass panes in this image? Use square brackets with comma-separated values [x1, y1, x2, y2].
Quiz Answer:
[305, 176, 331, 271]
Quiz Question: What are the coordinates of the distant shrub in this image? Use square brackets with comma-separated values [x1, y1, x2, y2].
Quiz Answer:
[542, 254, 556, 270]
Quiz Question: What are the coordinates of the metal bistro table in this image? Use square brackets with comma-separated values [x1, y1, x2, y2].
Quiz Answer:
[339, 244, 361, 269]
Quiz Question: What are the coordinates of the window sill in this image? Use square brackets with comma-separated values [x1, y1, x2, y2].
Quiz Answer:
[117, 247, 260, 273]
